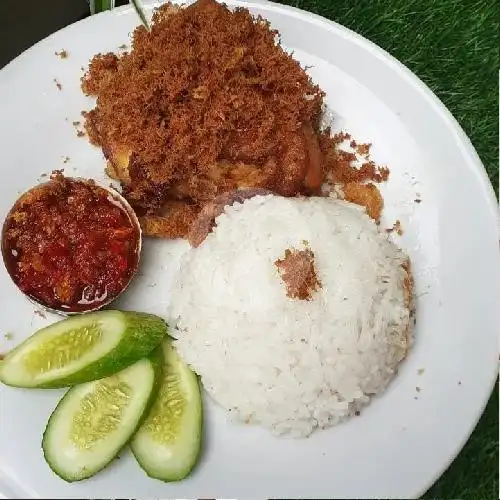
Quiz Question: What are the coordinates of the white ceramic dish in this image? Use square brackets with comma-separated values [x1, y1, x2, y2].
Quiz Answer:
[0, 1, 498, 498]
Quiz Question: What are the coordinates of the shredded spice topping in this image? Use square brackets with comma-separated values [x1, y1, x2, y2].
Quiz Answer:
[386, 219, 403, 235]
[82, 0, 389, 241]
[187, 188, 270, 247]
[342, 182, 384, 221]
[275, 247, 322, 300]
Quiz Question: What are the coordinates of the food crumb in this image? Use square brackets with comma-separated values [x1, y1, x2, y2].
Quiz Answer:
[55, 49, 68, 59]
[53, 78, 62, 90]
[386, 219, 403, 235]
[458, 381, 462, 385]
[76, 130, 85, 138]
[354, 410, 360, 416]
[34, 309, 47, 319]
[40, 173, 48, 178]
[72, 121, 81, 126]
[415, 198, 422, 204]
[62, 156, 70, 164]
[414, 396, 418, 400]
[415, 386, 421, 392]
[118, 44, 128, 49]
[417, 368, 425, 375]
[356, 142, 371, 157]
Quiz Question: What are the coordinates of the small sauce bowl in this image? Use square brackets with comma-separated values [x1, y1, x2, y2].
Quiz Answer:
[1, 175, 141, 316]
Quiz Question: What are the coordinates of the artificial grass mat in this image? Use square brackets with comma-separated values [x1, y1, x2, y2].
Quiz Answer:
[275, 0, 498, 498]
[278, 0, 499, 194]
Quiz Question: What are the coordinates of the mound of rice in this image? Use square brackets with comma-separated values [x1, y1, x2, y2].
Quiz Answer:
[169, 195, 413, 437]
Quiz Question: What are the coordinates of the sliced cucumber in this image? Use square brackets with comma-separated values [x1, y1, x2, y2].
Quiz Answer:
[131, 337, 202, 481]
[42, 349, 162, 482]
[0, 310, 167, 388]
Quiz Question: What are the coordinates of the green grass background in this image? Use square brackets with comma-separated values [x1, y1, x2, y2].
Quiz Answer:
[274, 0, 499, 498]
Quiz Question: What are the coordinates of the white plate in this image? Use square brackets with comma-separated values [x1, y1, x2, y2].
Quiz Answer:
[0, 1, 498, 498]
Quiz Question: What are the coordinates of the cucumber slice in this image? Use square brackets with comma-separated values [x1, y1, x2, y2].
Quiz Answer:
[0, 310, 167, 388]
[42, 349, 162, 482]
[131, 337, 202, 481]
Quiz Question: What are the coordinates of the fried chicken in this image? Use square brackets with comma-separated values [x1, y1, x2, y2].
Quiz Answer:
[82, 0, 389, 241]
[82, 0, 326, 239]
[187, 188, 270, 247]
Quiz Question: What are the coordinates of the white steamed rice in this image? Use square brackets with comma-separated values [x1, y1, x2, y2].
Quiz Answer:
[169, 195, 412, 437]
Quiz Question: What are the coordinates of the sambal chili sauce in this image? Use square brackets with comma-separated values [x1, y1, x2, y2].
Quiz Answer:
[1, 174, 140, 312]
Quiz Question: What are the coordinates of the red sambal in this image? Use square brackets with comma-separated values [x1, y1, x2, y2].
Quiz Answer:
[1, 174, 140, 312]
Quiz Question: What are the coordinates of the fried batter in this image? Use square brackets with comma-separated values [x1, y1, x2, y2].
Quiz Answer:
[140, 202, 199, 239]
